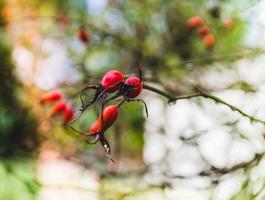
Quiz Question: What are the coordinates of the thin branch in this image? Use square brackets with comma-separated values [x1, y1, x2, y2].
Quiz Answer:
[172, 49, 264, 67]
[143, 84, 265, 125]
[167, 153, 264, 183]
[5, 14, 265, 64]
[211, 153, 263, 175]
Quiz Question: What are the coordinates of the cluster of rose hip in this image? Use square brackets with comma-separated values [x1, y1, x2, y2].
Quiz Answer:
[186, 16, 216, 49]
[75, 66, 147, 162]
[40, 91, 75, 126]
[45, 66, 144, 162]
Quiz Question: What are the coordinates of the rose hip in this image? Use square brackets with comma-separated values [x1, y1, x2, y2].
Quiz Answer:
[203, 34, 216, 49]
[197, 26, 209, 37]
[98, 105, 119, 131]
[40, 90, 62, 104]
[50, 100, 66, 117]
[63, 105, 75, 126]
[77, 27, 90, 43]
[186, 16, 204, 28]
[101, 70, 124, 93]
[124, 76, 143, 98]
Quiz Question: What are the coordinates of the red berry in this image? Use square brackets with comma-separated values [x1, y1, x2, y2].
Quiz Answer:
[186, 16, 204, 28]
[50, 100, 66, 117]
[77, 27, 90, 43]
[63, 105, 75, 126]
[197, 25, 209, 37]
[101, 70, 124, 93]
[40, 90, 62, 104]
[98, 105, 119, 131]
[89, 121, 100, 133]
[203, 34, 215, 49]
[124, 76, 143, 98]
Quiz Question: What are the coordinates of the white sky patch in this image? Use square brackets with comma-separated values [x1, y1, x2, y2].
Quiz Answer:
[87, 0, 107, 15]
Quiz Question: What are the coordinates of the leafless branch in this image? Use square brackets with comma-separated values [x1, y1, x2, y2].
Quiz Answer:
[143, 84, 265, 125]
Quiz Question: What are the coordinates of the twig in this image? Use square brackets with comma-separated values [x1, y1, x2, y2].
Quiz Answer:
[168, 153, 264, 182]
[143, 84, 265, 125]
[5, 14, 265, 64]
[211, 153, 263, 175]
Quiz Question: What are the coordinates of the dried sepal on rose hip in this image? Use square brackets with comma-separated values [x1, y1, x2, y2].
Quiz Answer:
[71, 104, 120, 163]
[103, 65, 143, 101]
[79, 70, 125, 113]
[72, 105, 119, 140]
[102, 65, 148, 117]
[72, 65, 149, 161]
[75, 64, 148, 126]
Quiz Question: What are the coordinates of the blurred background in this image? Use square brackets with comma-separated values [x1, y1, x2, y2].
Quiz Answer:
[1, 0, 265, 199]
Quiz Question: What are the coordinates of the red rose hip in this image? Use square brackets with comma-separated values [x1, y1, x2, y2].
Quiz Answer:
[89, 121, 100, 133]
[98, 105, 119, 131]
[40, 90, 62, 104]
[186, 16, 204, 28]
[77, 27, 90, 43]
[50, 100, 67, 116]
[63, 105, 75, 126]
[124, 76, 143, 98]
[101, 70, 124, 93]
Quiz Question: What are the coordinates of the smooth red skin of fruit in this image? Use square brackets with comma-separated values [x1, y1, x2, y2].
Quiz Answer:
[101, 70, 124, 93]
[40, 90, 62, 104]
[186, 16, 204, 28]
[63, 106, 75, 125]
[50, 100, 66, 116]
[98, 105, 118, 131]
[124, 76, 143, 98]
[203, 34, 215, 49]
[89, 121, 100, 133]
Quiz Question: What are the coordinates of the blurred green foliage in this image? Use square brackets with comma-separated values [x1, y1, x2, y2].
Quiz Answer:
[0, 157, 39, 200]
[0, 3, 39, 158]
[0, 2, 40, 198]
